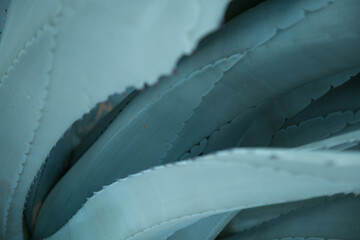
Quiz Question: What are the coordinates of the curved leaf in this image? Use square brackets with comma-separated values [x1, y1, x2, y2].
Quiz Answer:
[44, 148, 360, 240]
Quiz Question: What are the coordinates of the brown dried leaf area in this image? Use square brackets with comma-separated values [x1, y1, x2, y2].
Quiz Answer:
[76, 101, 115, 137]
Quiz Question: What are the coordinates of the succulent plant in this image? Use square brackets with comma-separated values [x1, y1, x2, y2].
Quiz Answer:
[0, 0, 359, 239]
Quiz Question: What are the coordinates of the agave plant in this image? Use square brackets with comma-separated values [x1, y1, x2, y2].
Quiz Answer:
[0, 0, 359, 239]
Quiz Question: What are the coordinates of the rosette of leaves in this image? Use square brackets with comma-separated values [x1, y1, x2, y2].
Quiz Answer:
[0, 0, 359, 239]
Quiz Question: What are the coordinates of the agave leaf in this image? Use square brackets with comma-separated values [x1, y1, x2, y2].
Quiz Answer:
[283, 73, 360, 128]
[239, 69, 359, 147]
[272, 110, 360, 147]
[270, 75, 360, 147]
[0, 24, 57, 238]
[221, 194, 360, 240]
[0, 0, 230, 238]
[38, 148, 360, 240]
[167, 211, 238, 240]
[297, 129, 360, 152]
[0, 0, 61, 77]
[178, 106, 259, 160]
[219, 195, 331, 238]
